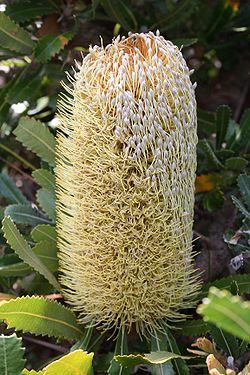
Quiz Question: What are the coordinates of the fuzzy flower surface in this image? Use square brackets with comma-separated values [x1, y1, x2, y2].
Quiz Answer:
[57, 31, 199, 335]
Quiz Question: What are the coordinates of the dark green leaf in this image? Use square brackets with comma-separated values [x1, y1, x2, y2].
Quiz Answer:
[238, 175, 250, 211]
[203, 189, 224, 212]
[0, 173, 28, 205]
[197, 109, 216, 134]
[115, 352, 190, 368]
[101, 0, 138, 31]
[0, 261, 31, 277]
[2, 216, 59, 289]
[198, 140, 224, 170]
[225, 157, 248, 171]
[239, 109, 250, 152]
[231, 196, 250, 220]
[0, 333, 25, 375]
[172, 38, 198, 48]
[36, 189, 55, 222]
[173, 320, 209, 336]
[31, 224, 56, 243]
[5, 204, 51, 226]
[208, 324, 239, 358]
[71, 325, 94, 351]
[0, 13, 34, 54]
[35, 32, 74, 63]
[5, 0, 58, 23]
[14, 117, 56, 167]
[216, 105, 231, 149]
[32, 240, 58, 272]
[108, 326, 130, 375]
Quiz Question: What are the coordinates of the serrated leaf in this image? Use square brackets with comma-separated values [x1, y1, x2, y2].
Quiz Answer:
[0, 261, 31, 277]
[203, 189, 224, 212]
[150, 330, 174, 375]
[36, 189, 55, 221]
[5, 204, 51, 226]
[0, 296, 83, 341]
[0, 173, 28, 205]
[101, 0, 138, 31]
[216, 105, 231, 149]
[6, 0, 58, 23]
[108, 326, 130, 375]
[31, 224, 56, 243]
[208, 324, 239, 358]
[2, 216, 59, 289]
[232, 196, 250, 220]
[173, 319, 209, 336]
[43, 350, 93, 375]
[238, 175, 250, 211]
[197, 109, 216, 134]
[0, 333, 25, 375]
[172, 38, 198, 48]
[115, 352, 191, 368]
[239, 108, 250, 152]
[22, 370, 44, 374]
[198, 287, 250, 342]
[152, 0, 198, 32]
[35, 32, 73, 63]
[32, 169, 55, 192]
[198, 140, 224, 170]
[198, 274, 250, 300]
[0, 13, 34, 54]
[225, 157, 248, 171]
[14, 117, 56, 167]
[5, 67, 43, 105]
[32, 240, 58, 272]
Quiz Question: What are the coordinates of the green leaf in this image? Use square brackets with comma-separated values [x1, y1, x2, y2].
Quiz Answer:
[115, 352, 190, 368]
[208, 324, 239, 358]
[101, 0, 138, 31]
[238, 175, 250, 211]
[31, 225, 56, 243]
[5, 68, 43, 105]
[0, 13, 34, 54]
[239, 108, 250, 152]
[43, 350, 94, 375]
[231, 196, 250, 220]
[0, 296, 83, 341]
[2, 216, 59, 289]
[0, 333, 25, 375]
[32, 169, 55, 192]
[0, 173, 28, 205]
[198, 274, 250, 300]
[203, 189, 224, 212]
[14, 117, 56, 167]
[6, 0, 58, 23]
[22, 370, 44, 374]
[32, 240, 58, 272]
[152, 0, 198, 32]
[216, 105, 231, 149]
[225, 157, 248, 171]
[0, 261, 31, 277]
[36, 189, 55, 222]
[197, 109, 216, 134]
[198, 287, 250, 342]
[198, 140, 224, 170]
[151, 332, 174, 375]
[5, 204, 51, 226]
[172, 38, 198, 48]
[71, 325, 94, 351]
[173, 319, 209, 336]
[35, 32, 74, 63]
[108, 326, 130, 375]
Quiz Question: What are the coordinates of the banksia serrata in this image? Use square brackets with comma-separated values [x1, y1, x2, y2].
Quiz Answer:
[57, 31, 199, 336]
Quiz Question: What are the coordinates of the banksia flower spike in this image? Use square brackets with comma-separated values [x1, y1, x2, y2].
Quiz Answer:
[57, 31, 199, 336]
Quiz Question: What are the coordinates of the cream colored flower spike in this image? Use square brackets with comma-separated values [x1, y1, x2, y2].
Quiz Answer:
[57, 31, 199, 335]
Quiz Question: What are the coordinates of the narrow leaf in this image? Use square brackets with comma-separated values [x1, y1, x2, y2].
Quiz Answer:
[0, 13, 34, 54]
[0, 296, 83, 340]
[36, 189, 55, 221]
[32, 169, 55, 192]
[208, 324, 239, 358]
[5, 204, 51, 226]
[172, 38, 198, 48]
[197, 109, 216, 134]
[6, 0, 58, 23]
[31, 224, 56, 243]
[216, 105, 231, 149]
[238, 175, 250, 211]
[0, 333, 25, 375]
[151, 330, 174, 375]
[35, 32, 74, 63]
[198, 140, 224, 170]
[115, 352, 190, 368]
[32, 240, 58, 272]
[2, 216, 59, 289]
[101, 0, 138, 31]
[198, 287, 250, 342]
[43, 350, 94, 375]
[108, 326, 130, 375]
[239, 109, 250, 152]
[173, 320, 209, 336]
[225, 157, 248, 171]
[0, 261, 31, 277]
[14, 117, 56, 167]
[0, 173, 28, 205]
[232, 196, 250, 220]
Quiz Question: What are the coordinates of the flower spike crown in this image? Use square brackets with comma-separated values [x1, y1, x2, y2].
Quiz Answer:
[57, 31, 200, 336]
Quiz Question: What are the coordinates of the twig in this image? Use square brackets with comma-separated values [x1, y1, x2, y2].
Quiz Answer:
[23, 336, 68, 353]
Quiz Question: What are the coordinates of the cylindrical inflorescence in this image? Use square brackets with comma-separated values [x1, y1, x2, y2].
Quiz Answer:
[57, 31, 199, 335]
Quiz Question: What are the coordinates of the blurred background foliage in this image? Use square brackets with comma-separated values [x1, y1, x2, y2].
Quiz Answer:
[0, 0, 250, 374]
